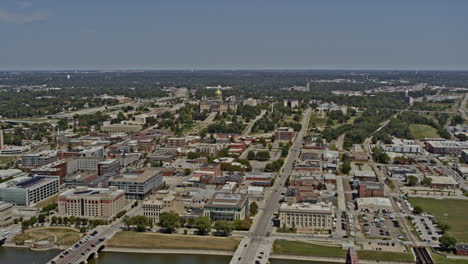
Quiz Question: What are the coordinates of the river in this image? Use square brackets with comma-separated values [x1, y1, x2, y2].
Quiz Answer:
[0, 247, 324, 264]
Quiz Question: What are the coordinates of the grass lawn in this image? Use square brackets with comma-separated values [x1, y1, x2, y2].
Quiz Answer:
[409, 124, 440, 139]
[107, 231, 240, 251]
[34, 193, 60, 208]
[0, 155, 16, 165]
[13, 227, 81, 245]
[408, 198, 468, 242]
[357, 250, 414, 263]
[309, 113, 328, 128]
[272, 240, 347, 258]
[431, 253, 468, 264]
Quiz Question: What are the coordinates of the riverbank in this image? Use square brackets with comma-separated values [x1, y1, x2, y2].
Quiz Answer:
[107, 231, 240, 251]
[270, 254, 413, 264]
[104, 247, 234, 256]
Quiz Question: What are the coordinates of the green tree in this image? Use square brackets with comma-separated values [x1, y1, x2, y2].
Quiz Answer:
[421, 177, 432, 187]
[250, 202, 258, 216]
[437, 221, 451, 234]
[413, 206, 423, 215]
[195, 216, 212, 235]
[187, 152, 198, 159]
[407, 175, 419, 186]
[184, 168, 191, 176]
[186, 217, 196, 228]
[214, 220, 232, 236]
[123, 215, 132, 230]
[159, 212, 180, 233]
[247, 151, 256, 160]
[256, 151, 270, 161]
[38, 214, 46, 223]
[439, 234, 457, 251]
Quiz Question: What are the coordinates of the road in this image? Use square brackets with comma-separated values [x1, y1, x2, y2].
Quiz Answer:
[230, 108, 312, 264]
[242, 110, 266, 136]
[362, 103, 423, 246]
[49, 203, 141, 264]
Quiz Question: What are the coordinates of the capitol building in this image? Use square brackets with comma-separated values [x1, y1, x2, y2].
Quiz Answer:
[200, 89, 237, 113]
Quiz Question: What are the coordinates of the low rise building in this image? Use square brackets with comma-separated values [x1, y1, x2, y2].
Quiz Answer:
[203, 192, 249, 221]
[0, 169, 26, 180]
[278, 202, 334, 233]
[0, 176, 59, 206]
[353, 170, 377, 182]
[425, 140, 468, 155]
[193, 164, 221, 178]
[275, 127, 294, 141]
[427, 176, 459, 189]
[381, 138, 420, 153]
[58, 186, 126, 220]
[358, 182, 384, 198]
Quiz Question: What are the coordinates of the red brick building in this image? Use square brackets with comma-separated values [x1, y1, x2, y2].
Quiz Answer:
[358, 182, 384, 198]
[193, 164, 221, 178]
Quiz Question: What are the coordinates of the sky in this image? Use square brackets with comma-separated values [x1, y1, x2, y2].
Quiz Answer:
[0, 0, 467, 70]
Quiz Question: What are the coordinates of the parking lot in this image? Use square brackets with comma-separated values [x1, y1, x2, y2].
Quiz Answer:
[410, 214, 441, 243]
[359, 208, 405, 241]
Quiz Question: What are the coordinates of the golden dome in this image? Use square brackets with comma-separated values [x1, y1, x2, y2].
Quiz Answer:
[215, 89, 222, 95]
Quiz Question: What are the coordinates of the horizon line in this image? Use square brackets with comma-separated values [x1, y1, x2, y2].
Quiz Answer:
[1, 68, 468, 72]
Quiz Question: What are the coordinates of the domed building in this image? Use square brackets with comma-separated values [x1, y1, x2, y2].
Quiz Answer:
[200, 89, 237, 113]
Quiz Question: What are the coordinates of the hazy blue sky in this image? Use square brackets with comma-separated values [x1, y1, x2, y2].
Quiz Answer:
[0, 0, 467, 70]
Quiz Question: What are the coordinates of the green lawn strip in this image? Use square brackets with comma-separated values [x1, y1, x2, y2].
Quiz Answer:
[431, 253, 468, 264]
[409, 124, 440, 139]
[408, 198, 468, 243]
[272, 239, 347, 258]
[107, 231, 240, 251]
[357, 250, 414, 262]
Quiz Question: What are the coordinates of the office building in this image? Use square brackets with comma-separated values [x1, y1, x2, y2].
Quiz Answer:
[142, 190, 185, 223]
[203, 192, 248, 221]
[21, 151, 57, 169]
[31, 160, 68, 184]
[278, 202, 334, 233]
[57, 146, 104, 160]
[109, 169, 163, 200]
[58, 186, 126, 220]
[0, 201, 14, 226]
[98, 159, 120, 176]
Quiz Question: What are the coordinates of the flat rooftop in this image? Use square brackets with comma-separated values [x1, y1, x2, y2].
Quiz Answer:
[0, 176, 57, 189]
[205, 192, 247, 209]
[110, 170, 160, 183]
[279, 202, 333, 213]
[60, 187, 123, 199]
